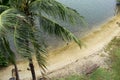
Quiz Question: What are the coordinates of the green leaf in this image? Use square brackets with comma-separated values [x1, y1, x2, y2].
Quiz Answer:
[0, 37, 15, 64]
[0, 8, 33, 57]
[0, 5, 9, 14]
[39, 15, 82, 47]
[30, 0, 84, 24]
[0, 0, 9, 5]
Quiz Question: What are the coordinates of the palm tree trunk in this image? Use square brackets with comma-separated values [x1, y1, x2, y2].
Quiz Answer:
[14, 63, 20, 80]
[29, 58, 36, 80]
[25, 38, 36, 80]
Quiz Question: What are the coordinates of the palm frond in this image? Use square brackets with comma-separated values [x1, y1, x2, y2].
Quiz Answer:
[0, 5, 9, 14]
[0, 0, 9, 5]
[38, 15, 82, 47]
[30, 0, 83, 47]
[30, 0, 84, 24]
[31, 23, 47, 71]
[0, 37, 8, 58]
[35, 47, 47, 72]
[0, 8, 34, 57]
[2, 37, 16, 64]
[8, 0, 36, 11]
[0, 9, 48, 70]
[0, 8, 48, 71]
[0, 37, 16, 64]
[9, 0, 24, 8]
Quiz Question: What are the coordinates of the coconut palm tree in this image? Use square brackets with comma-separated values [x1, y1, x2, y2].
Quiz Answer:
[0, 0, 83, 80]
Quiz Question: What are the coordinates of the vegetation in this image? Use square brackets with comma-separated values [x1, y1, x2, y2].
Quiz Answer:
[0, 0, 83, 80]
[0, 37, 19, 79]
[53, 36, 120, 80]
[106, 37, 120, 80]
[53, 68, 112, 80]
[53, 75, 85, 80]
[0, 53, 8, 67]
[117, 0, 120, 2]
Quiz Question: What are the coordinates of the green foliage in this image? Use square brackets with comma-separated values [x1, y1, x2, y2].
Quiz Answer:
[52, 75, 86, 80]
[53, 68, 112, 80]
[0, 37, 9, 67]
[88, 68, 112, 80]
[117, 0, 120, 2]
[110, 50, 120, 80]
[0, 37, 16, 68]
[0, 53, 8, 67]
[106, 37, 120, 80]
[0, 0, 9, 5]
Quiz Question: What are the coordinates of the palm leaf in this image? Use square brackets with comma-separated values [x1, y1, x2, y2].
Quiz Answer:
[0, 5, 9, 14]
[8, 0, 36, 11]
[31, 25, 47, 71]
[30, 0, 83, 47]
[30, 0, 84, 24]
[0, 37, 15, 64]
[0, 8, 34, 57]
[2, 37, 16, 64]
[38, 15, 82, 47]
[0, 37, 8, 58]
[34, 46, 47, 72]
[0, 0, 9, 5]
[0, 8, 47, 70]
[0, 9, 46, 71]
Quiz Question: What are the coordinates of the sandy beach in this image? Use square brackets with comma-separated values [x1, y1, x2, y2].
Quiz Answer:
[0, 15, 120, 80]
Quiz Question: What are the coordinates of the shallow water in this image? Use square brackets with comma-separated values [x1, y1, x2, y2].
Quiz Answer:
[57, 0, 116, 35]
[46, 0, 117, 49]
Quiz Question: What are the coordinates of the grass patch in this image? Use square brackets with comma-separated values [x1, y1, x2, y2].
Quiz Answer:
[53, 68, 112, 80]
[57, 75, 84, 80]
[88, 68, 112, 80]
[106, 37, 120, 80]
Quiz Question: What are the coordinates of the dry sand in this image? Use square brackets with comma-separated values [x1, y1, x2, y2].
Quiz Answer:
[0, 15, 120, 80]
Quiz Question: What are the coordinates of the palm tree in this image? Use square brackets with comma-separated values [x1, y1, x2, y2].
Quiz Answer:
[0, 0, 83, 80]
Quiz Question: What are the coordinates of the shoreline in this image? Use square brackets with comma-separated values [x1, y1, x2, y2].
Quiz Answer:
[47, 15, 116, 54]
[46, 15, 120, 77]
[0, 15, 120, 80]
